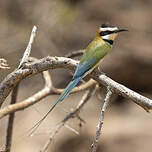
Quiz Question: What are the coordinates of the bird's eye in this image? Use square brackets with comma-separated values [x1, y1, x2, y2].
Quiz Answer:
[100, 31, 113, 36]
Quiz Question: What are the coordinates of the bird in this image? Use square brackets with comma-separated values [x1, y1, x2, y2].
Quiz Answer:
[29, 24, 128, 134]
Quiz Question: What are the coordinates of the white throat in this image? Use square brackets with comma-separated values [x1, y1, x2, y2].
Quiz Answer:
[102, 34, 111, 40]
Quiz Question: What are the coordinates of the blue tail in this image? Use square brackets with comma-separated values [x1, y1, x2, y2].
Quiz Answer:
[57, 76, 82, 102]
[29, 76, 82, 134]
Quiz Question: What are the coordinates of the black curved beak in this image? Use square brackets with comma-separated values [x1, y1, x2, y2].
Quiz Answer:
[116, 28, 128, 33]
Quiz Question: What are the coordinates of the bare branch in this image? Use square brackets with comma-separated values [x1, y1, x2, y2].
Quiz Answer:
[18, 26, 37, 69]
[0, 71, 52, 119]
[92, 74, 152, 112]
[91, 87, 112, 152]
[0, 56, 78, 107]
[5, 84, 19, 152]
[0, 57, 152, 113]
[0, 74, 96, 119]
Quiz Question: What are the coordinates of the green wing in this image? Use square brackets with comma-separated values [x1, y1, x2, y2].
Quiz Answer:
[73, 37, 111, 79]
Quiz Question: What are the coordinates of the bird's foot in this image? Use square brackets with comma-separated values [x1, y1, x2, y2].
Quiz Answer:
[97, 67, 106, 75]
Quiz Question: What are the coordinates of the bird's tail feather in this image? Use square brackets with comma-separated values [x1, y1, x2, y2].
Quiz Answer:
[58, 76, 82, 102]
[28, 76, 82, 135]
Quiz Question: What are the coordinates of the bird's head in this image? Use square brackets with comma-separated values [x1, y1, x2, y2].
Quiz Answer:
[97, 24, 128, 45]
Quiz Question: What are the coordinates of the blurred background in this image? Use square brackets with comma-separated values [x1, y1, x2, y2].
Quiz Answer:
[1, 0, 152, 152]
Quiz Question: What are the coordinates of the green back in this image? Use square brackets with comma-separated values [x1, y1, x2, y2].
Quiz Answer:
[80, 37, 112, 69]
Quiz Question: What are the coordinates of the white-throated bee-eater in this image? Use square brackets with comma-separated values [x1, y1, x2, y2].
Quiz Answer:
[30, 24, 128, 133]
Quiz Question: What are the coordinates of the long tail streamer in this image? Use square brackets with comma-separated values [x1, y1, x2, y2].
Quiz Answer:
[28, 76, 82, 135]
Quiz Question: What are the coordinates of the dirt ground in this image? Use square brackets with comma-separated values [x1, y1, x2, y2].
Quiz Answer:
[1, 0, 152, 151]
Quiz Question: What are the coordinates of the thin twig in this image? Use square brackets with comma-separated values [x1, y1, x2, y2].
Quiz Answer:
[91, 87, 112, 152]
[5, 84, 19, 152]
[65, 50, 84, 58]
[0, 58, 10, 70]
[41, 86, 97, 152]
[18, 26, 37, 69]
[64, 124, 79, 135]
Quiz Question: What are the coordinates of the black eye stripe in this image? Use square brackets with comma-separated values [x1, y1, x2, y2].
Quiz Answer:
[100, 30, 115, 36]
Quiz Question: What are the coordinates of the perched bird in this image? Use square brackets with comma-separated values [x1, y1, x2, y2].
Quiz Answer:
[30, 24, 128, 133]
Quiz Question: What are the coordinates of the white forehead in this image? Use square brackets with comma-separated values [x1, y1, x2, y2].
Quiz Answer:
[100, 27, 118, 31]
